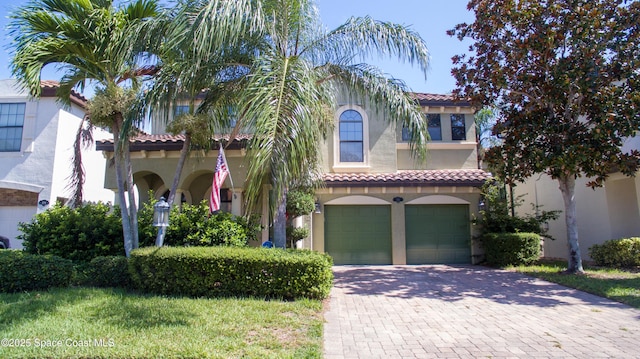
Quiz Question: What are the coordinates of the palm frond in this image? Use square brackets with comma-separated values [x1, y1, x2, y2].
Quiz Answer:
[66, 115, 94, 208]
[240, 50, 333, 215]
[309, 15, 430, 82]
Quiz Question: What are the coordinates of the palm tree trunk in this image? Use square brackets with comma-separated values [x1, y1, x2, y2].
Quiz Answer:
[112, 116, 133, 257]
[273, 191, 287, 249]
[558, 174, 584, 274]
[123, 136, 138, 249]
[167, 132, 191, 207]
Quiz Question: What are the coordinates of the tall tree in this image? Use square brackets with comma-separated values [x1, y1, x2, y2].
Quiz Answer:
[141, 0, 260, 207]
[450, 0, 640, 273]
[10, 0, 160, 257]
[220, 0, 431, 248]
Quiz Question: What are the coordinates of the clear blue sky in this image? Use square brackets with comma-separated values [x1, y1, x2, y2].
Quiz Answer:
[0, 0, 474, 96]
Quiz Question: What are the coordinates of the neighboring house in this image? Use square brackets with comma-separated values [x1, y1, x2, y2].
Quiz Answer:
[96, 93, 491, 265]
[0, 79, 113, 249]
[513, 136, 640, 261]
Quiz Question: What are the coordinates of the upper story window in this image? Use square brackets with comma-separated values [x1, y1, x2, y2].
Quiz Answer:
[427, 114, 442, 141]
[174, 105, 190, 117]
[0, 103, 26, 152]
[451, 114, 466, 140]
[339, 109, 364, 162]
[402, 114, 442, 141]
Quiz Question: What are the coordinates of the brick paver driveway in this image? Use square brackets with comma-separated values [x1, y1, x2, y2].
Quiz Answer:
[323, 265, 640, 358]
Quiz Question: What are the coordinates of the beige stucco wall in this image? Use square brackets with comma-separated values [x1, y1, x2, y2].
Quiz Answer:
[103, 148, 249, 207]
[514, 173, 640, 261]
[321, 95, 479, 174]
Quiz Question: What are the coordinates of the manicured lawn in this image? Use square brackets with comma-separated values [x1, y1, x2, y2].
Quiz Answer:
[0, 287, 323, 359]
[509, 260, 640, 309]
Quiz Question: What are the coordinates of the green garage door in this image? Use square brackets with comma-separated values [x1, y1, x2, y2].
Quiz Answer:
[405, 204, 470, 264]
[325, 205, 392, 265]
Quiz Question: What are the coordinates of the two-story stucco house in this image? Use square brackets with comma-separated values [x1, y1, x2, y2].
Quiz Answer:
[96, 93, 491, 265]
[0, 79, 113, 249]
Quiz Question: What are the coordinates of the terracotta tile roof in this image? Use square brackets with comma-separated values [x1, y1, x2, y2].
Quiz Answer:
[323, 169, 491, 187]
[40, 80, 88, 108]
[95, 133, 251, 151]
[410, 92, 470, 107]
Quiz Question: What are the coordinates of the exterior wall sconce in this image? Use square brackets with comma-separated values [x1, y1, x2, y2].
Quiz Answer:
[478, 198, 486, 212]
[153, 197, 170, 246]
[314, 201, 321, 214]
[393, 196, 404, 203]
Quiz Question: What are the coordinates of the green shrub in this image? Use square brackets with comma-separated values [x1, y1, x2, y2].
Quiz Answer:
[481, 232, 541, 267]
[75, 256, 132, 288]
[286, 189, 316, 217]
[138, 199, 261, 247]
[18, 202, 124, 261]
[129, 246, 333, 300]
[0, 251, 74, 292]
[589, 238, 640, 268]
[287, 226, 310, 248]
[476, 181, 560, 236]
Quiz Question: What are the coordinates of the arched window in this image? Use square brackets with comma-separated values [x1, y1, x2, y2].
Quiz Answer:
[339, 109, 364, 162]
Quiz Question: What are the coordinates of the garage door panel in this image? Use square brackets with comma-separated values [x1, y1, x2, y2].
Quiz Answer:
[325, 205, 392, 265]
[406, 204, 470, 264]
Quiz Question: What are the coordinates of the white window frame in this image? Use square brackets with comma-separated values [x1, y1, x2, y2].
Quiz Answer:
[0, 103, 26, 152]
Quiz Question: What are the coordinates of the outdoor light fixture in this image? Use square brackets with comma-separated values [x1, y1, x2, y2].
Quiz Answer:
[314, 201, 321, 214]
[153, 197, 170, 247]
[478, 198, 486, 212]
[393, 196, 404, 203]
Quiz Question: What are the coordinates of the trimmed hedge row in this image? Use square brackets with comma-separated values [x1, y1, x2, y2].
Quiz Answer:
[74, 256, 132, 288]
[129, 246, 333, 299]
[0, 251, 74, 292]
[481, 232, 541, 267]
[589, 238, 640, 268]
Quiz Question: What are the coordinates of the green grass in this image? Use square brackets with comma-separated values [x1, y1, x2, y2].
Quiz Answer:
[0, 287, 323, 359]
[509, 260, 640, 309]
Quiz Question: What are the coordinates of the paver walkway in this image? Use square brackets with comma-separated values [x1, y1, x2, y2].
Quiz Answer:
[323, 265, 640, 358]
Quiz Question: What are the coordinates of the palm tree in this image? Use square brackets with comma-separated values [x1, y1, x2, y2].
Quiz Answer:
[9, 0, 160, 257]
[140, 0, 260, 207]
[219, 0, 431, 248]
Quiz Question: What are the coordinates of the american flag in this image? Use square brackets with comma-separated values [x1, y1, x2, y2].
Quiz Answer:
[209, 148, 229, 213]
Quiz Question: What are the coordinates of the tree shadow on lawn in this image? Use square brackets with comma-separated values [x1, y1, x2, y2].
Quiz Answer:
[331, 265, 633, 309]
[0, 287, 97, 329]
[85, 291, 194, 328]
[0, 287, 193, 331]
[520, 271, 640, 309]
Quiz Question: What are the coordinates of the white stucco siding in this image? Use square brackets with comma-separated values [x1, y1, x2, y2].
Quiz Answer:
[51, 110, 113, 204]
[50, 109, 112, 204]
[0, 99, 57, 210]
[83, 127, 113, 203]
[51, 108, 76, 204]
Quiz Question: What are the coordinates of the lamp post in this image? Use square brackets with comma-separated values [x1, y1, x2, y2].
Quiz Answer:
[153, 197, 170, 247]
